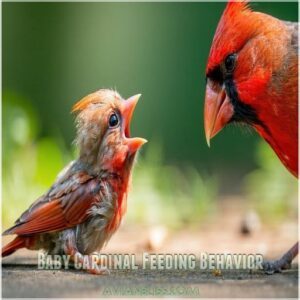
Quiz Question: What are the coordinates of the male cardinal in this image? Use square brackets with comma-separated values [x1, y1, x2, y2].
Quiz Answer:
[2, 89, 147, 274]
[204, 1, 298, 274]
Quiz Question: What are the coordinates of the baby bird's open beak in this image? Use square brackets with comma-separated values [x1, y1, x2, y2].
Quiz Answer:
[122, 94, 147, 153]
[204, 81, 234, 147]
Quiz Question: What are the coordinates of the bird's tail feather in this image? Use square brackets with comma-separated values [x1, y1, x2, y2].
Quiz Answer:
[2, 236, 26, 257]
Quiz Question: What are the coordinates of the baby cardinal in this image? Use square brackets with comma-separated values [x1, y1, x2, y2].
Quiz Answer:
[2, 89, 147, 274]
[204, 1, 298, 274]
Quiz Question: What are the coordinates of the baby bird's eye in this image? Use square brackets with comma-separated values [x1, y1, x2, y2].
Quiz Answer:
[224, 53, 236, 73]
[108, 113, 119, 128]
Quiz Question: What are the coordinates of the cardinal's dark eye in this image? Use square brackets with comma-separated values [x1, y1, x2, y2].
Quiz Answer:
[224, 53, 237, 73]
[108, 113, 119, 128]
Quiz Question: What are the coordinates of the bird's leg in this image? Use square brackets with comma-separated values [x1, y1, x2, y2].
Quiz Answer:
[63, 230, 109, 275]
[263, 242, 298, 275]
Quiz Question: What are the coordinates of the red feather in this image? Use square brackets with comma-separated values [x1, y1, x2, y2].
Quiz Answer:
[3, 173, 101, 236]
[206, 1, 298, 177]
[207, 1, 253, 74]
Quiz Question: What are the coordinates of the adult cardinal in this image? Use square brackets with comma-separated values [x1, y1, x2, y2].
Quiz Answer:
[2, 89, 147, 274]
[204, 1, 298, 274]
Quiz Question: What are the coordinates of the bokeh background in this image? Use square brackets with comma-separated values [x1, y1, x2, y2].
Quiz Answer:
[2, 2, 298, 256]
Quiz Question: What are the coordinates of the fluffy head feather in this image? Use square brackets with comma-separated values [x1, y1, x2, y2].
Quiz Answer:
[72, 89, 121, 113]
[72, 89, 123, 167]
[71, 89, 146, 175]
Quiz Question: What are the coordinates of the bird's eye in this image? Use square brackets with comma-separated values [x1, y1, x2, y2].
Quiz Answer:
[108, 113, 119, 128]
[224, 53, 236, 73]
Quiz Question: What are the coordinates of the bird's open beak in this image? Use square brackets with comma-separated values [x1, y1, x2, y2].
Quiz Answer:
[204, 81, 234, 147]
[123, 94, 147, 153]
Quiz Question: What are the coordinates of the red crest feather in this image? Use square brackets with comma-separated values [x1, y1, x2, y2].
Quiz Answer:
[206, 0, 256, 74]
[72, 89, 121, 113]
[72, 92, 102, 113]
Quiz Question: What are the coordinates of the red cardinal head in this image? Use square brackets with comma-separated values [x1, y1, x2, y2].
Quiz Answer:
[72, 89, 147, 175]
[204, 1, 298, 176]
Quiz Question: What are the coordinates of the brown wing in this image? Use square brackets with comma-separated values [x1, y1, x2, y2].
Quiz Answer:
[3, 162, 102, 236]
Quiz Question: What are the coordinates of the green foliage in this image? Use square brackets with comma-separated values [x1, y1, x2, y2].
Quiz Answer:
[243, 141, 298, 222]
[2, 92, 73, 227]
[2, 2, 298, 229]
[4, 3, 297, 171]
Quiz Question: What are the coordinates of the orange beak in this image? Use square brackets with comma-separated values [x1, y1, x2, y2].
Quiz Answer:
[122, 94, 147, 153]
[204, 80, 234, 147]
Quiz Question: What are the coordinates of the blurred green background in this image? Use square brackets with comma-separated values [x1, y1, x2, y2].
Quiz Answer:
[2, 2, 298, 228]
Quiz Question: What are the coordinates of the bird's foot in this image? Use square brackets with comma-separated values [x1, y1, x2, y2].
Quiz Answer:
[86, 254, 110, 275]
[262, 258, 291, 275]
[86, 260, 110, 275]
[92, 253, 115, 269]
[75, 253, 110, 275]
[262, 242, 298, 275]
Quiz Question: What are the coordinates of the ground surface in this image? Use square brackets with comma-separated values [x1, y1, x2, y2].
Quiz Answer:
[2, 258, 298, 298]
[2, 197, 298, 298]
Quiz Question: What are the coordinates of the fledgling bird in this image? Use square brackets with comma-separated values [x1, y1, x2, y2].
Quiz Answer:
[2, 89, 147, 274]
[204, 1, 298, 274]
